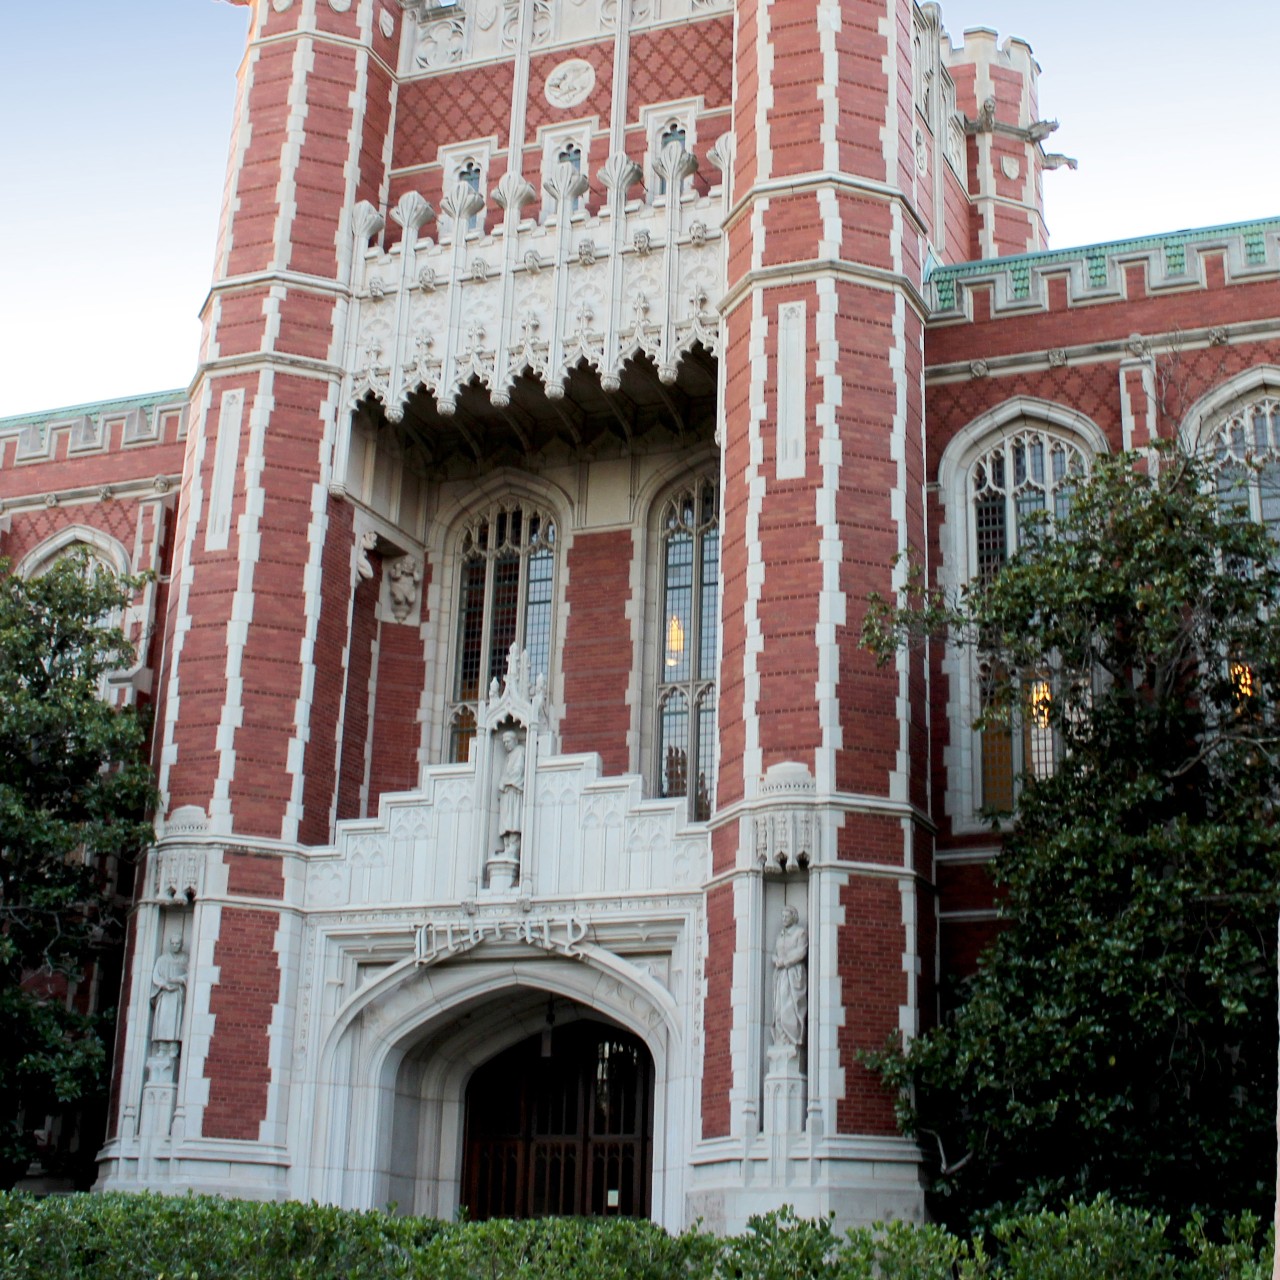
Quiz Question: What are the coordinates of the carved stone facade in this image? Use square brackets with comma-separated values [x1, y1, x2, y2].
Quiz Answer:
[5, 0, 1278, 1227]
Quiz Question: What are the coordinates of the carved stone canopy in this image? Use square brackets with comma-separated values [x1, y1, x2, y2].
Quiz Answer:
[754, 762, 817, 873]
[481, 641, 547, 736]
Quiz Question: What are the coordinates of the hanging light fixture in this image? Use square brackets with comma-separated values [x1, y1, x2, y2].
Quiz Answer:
[665, 613, 685, 667]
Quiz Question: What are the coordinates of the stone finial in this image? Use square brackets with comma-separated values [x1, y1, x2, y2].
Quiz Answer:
[543, 161, 590, 214]
[391, 190, 437, 235]
[351, 200, 386, 246]
[442, 181, 485, 225]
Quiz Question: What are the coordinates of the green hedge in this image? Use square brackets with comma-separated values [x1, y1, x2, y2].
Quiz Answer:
[0, 1193, 1271, 1279]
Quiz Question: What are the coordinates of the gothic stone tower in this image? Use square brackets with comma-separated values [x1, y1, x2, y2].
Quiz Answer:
[97, 0, 950, 1228]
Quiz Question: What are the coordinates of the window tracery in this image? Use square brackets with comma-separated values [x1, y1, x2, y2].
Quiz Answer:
[448, 501, 557, 763]
[962, 426, 1088, 812]
[655, 478, 719, 821]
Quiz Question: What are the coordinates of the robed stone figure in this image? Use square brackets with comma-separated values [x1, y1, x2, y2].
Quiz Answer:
[770, 906, 808, 1052]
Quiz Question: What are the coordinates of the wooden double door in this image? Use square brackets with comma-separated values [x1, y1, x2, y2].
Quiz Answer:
[461, 1019, 653, 1219]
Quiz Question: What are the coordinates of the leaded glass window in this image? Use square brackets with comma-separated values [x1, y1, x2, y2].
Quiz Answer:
[449, 502, 556, 762]
[1209, 397, 1280, 547]
[657, 479, 719, 821]
[969, 428, 1086, 809]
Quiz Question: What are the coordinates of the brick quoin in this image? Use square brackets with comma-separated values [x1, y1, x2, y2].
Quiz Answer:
[203, 907, 281, 1141]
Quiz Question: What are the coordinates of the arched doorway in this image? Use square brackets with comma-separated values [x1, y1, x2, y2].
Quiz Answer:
[461, 1018, 654, 1219]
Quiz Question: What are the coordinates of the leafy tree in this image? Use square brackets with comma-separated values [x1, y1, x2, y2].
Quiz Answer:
[0, 553, 156, 1187]
[862, 443, 1280, 1230]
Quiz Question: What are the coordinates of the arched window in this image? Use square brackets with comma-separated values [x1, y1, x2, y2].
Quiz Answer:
[449, 501, 557, 762]
[1207, 394, 1280, 541]
[966, 427, 1088, 810]
[655, 478, 719, 820]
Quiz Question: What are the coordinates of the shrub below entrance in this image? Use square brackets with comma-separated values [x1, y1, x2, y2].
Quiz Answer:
[0, 1193, 1271, 1278]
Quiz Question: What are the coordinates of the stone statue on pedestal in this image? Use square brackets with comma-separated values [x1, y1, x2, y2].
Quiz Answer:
[147, 935, 188, 1082]
[770, 906, 808, 1052]
[497, 728, 526, 858]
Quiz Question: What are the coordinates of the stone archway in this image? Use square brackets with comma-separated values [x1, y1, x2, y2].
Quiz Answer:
[461, 1016, 654, 1220]
[300, 953, 683, 1224]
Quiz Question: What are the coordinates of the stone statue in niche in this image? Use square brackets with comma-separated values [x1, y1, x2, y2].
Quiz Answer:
[147, 935, 188, 1082]
[770, 906, 808, 1052]
[497, 727, 526, 858]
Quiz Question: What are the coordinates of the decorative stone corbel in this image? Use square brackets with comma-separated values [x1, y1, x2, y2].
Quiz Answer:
[386, 557, 423, 623]
[356, 528, 379, 581]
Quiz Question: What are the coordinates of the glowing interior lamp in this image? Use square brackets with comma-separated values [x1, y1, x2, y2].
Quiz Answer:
[1230, 661, 1255, 700]
[665, 614, 685, 668]
[1027, 679, 1052, 728]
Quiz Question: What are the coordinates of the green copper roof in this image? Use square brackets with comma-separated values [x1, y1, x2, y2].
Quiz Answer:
[927, 214, 1280, 292]
[0, 388, 187, 431]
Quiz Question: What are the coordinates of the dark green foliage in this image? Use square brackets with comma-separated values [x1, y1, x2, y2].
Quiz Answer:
[0, 554, 157, 1184]
[0, 1194, 1269, 1278]
[861, 446, 1280, 1228]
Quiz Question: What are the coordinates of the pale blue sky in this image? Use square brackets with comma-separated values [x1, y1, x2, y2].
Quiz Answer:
[0, 1, 1275, 418]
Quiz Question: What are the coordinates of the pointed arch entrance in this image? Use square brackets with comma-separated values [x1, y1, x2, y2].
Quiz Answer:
[462, 1018, 654, 1219]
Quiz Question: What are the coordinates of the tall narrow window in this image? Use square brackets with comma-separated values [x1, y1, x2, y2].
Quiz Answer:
[450, 502, 557, 762]
[657, 480, 719, 820]
[969, 429, 1086, 809]
[458, 158, 482, 232]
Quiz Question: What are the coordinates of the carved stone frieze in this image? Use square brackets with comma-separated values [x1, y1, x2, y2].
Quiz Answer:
[346, 184, 724, 416]
[153, 847, 205, 902]
[415, 13, 466, 68]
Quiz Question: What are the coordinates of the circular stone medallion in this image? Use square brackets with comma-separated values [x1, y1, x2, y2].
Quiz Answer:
[545, 58, 596, 110]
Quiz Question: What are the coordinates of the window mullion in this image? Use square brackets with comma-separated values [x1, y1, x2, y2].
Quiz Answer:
[476, 550, 497, 697]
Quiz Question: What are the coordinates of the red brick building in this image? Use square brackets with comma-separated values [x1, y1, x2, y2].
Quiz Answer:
[5, 0, 1277, 1227]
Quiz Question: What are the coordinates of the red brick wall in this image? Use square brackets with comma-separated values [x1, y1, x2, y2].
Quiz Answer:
[203, 906, 280, 1141]
[368, 591, 430, 805]
[337, 567, 381, 822]
[300, 501, 356, 846]
[700, 882, 735, 1139]
[559, 529, 633, 776]
[836, 855, 905, 1135]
